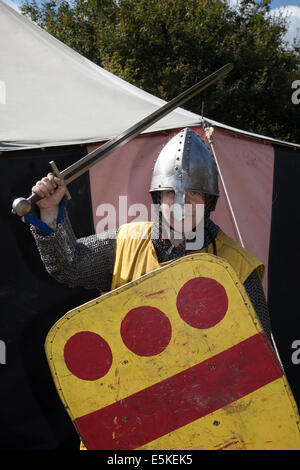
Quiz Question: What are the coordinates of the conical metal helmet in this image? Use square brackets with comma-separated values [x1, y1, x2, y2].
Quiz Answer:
[149, 128, 219, 220]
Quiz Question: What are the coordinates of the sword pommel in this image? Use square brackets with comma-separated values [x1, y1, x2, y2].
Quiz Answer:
[11, 193, 40, 216]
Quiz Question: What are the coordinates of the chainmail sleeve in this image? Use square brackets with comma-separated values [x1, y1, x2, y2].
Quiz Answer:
[243, 269, 272, 342]
[30, 210, 116, 293]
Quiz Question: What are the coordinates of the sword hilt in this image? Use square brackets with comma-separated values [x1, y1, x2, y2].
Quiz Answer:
[11, 160, 71, 217]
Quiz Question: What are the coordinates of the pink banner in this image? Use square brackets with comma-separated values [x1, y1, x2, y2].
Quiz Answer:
[201, 127, 274, 294]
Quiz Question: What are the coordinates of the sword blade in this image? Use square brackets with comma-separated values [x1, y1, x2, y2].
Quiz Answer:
[12, 63, 233, 217]
[62, 63, 233, 184]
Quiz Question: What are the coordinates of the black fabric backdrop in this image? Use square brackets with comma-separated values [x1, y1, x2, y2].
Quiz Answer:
[0, 145, 99, 450]
[0, 142, 299, 450]
[268, 145, 300, 411]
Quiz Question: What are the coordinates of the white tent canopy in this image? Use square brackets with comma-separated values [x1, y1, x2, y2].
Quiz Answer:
[0, 0, 299, 151]
[0, 0, 203, 151]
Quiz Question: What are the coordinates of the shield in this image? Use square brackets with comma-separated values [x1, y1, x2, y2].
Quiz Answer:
[45, 253, 300, 450]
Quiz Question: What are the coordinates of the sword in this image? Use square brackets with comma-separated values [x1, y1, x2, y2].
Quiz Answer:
[12, 63, 233, 217]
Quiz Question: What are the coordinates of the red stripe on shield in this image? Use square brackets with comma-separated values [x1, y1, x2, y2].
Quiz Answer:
[75, 333, 282, 450]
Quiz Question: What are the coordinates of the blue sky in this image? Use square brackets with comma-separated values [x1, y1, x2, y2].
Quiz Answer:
[3, 0, 300, 46]
[269, 1, 300, 45]
[271, 0, 299, 7]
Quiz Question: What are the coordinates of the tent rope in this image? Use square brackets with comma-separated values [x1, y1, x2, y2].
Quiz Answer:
[203, 124, 282, 361]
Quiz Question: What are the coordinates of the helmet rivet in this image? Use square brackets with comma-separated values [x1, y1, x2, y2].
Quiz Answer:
[149, 128, 219, 198]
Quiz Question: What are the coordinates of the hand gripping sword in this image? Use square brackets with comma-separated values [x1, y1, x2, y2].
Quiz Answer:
[12, 63, 233, 217]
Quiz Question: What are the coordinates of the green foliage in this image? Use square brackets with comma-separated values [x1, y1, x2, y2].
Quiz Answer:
[21, 0, 300, 143]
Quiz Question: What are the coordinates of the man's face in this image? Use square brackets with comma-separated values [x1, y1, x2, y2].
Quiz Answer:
[161, 190, 205, 236]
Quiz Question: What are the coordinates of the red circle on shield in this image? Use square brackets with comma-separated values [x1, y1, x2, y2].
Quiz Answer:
[64, 331, 113, 381]
[176, 277, 228, 329]
[121, 306, 172, 356]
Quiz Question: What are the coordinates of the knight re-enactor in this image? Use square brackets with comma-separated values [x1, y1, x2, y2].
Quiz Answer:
[25, 128, 272, 342]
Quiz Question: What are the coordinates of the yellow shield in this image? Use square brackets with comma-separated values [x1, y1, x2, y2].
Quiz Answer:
[45, 254, 300, 450]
